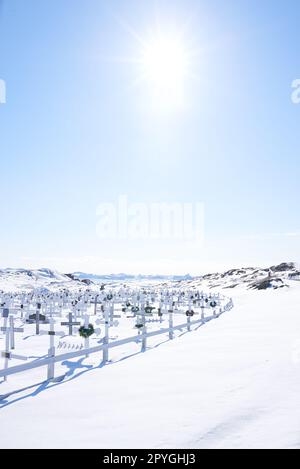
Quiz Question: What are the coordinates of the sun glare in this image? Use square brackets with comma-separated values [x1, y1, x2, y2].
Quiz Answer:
[115, 18, 195, 111]
[142, 35, 187, 87]
[139, 32, 190, 110]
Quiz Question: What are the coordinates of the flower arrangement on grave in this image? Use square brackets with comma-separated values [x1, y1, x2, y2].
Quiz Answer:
[106, 294, 113, 301]
[210, 301, 217, 308]
[131, 306, 140, 313]
[157, 308, 163, 317]
[126, 301, 131, 308]
[79, 324, 95, 338]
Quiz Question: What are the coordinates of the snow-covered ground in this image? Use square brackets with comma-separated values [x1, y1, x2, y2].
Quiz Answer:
[1, 279, 300, 449]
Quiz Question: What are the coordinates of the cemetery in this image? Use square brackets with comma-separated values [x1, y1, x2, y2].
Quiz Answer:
[0, 285, 233, 389]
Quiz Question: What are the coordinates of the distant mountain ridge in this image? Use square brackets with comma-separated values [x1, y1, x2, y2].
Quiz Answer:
[0, 262, 298, 293]
[72, 272, 193, 281]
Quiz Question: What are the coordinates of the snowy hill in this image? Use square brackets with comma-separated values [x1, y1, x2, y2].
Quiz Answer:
[170, 262, 298, 291]
[0, 268, 93, 293]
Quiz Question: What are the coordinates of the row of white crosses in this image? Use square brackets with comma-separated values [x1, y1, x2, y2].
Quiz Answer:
[0, 291, 94, 377]
[0, 286, 230, 382]
[1, 288, 222, 328]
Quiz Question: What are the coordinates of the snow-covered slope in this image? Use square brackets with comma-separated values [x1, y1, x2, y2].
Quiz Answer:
[170, 262, 298, 291]
[0, 268, 92, 293]
[1, 282, 300, 449]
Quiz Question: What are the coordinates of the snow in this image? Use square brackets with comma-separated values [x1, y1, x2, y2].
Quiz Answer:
[0, 268, 76, 293]
[1, 282, 300, 449]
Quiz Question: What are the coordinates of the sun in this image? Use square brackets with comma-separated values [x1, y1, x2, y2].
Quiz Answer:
[114, 18, 195, 111]
[139, 32, 189, 110]
[141, 34, 188, 88]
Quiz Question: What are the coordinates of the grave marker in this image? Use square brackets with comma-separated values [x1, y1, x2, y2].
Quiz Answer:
[0, 315, 24, 350]
[40, 319, 64, 380]
[61, 312, 81, 336]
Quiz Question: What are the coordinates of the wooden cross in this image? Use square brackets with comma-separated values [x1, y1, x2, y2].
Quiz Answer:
[40, 318, 65, 344]
[140, 312, 147, 353]
[185, 297, 190, 331]
[102, 306, 110, 363]
[1, 308, 9, 336]
[91, 294, 99, 315]
[35, 303, 42, 335]
[61, 312, 81, 336]
[1, 324, 27, 382]
[0, 314, 24, 349]
[40, 319, 64, 380]
[165, 297, 174, 340]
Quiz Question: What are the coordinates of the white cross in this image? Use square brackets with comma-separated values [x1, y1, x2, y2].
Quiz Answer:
[1, 312, 24, 349]
[1, 323, 27, 382]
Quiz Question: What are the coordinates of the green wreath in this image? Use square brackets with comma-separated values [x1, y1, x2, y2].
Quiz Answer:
[131, 306, 140, 313]
[186, 310, 195, 317]
[79, 324, 95, 338]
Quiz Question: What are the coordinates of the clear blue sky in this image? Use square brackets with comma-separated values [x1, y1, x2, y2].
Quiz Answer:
[0, 0, 299, 274]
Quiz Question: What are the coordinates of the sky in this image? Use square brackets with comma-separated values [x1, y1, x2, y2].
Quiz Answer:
[0, 0, 300, 275]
